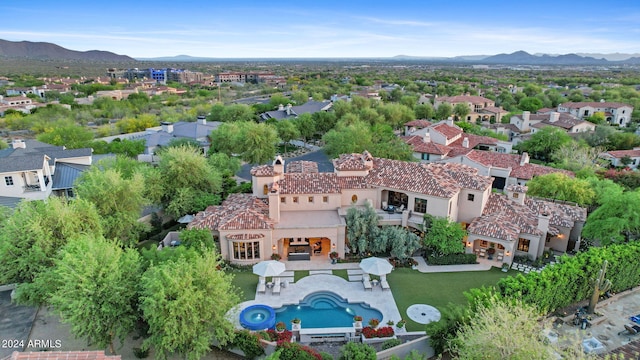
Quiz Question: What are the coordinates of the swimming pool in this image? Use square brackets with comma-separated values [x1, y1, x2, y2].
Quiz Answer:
[239, 304, 276, 330]
[274, 291, 383, 329]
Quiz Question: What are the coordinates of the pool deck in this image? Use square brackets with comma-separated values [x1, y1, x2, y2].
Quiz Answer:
[233, 274, 403, 329]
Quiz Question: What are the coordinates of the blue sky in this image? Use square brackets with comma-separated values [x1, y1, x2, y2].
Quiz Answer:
[1, 0, 639, 58]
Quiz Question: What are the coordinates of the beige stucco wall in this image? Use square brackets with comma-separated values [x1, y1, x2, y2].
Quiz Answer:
[456, 189, 486, 224]
[278, 193, 342, 211]
[339, 189, 378, 207]
[219, 229, 273, 264]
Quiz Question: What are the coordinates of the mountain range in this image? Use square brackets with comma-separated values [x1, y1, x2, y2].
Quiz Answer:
[0, 39, 134, 62]
[1, 39, 640, 65]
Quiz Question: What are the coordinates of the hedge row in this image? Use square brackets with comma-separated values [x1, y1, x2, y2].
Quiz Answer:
[467, 242, 640, 313]
[427, 253, 478, 265]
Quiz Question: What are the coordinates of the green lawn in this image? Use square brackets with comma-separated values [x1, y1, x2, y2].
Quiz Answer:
[387, 268, 512, 331]
[294, 270, 310, 282]
[230, 270, 258, 301]
[332, 269, 349, 281]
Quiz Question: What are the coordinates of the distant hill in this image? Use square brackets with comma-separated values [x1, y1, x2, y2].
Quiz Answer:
[0, 39, 134, 62]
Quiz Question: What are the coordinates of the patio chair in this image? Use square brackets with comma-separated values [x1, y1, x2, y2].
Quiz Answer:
[382, 201, 388, 211]
[362, 278, 372, 291]
[619, 324, 640, 336]
[272, 278, 281, 295]
[396, 205, 405, 213]
[380, 280, 390, 291]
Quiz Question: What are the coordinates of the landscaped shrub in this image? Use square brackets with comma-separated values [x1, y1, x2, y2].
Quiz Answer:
[466, 242, 640, 314]
[427, 253, 477, 265]
[319, 351, 334, 360]
[232, 330, 265, 360]
[338, 342, 377, 360]
[277, 342, 322, 360]
[361, 326, 395, 338]
[381, 338, 403, 350]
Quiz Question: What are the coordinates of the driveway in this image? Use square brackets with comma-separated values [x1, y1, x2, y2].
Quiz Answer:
[0, 288, 38, 358]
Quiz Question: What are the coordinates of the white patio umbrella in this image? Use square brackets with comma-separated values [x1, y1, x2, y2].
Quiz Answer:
[359, 257, 393, 276]
[252, 260, 286, 277]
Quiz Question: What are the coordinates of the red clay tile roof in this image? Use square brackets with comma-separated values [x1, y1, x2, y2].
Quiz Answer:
[365, 158, 492, 197]
[525, 198, 587, 227]
[276, 173, 341, 194]
[6, 351, 121, 359]
[188, 193, 273, 231]
[286, 161, 318, 173]
[559, 101, 631, 109]
[468, 193, 542, 240]
[449, 134, 498, 149]
[431, 123, 463, 141]
[506, 184, 528, 193]
[404, 119, 432, 128]
[333, 151, 373, 171]
[604, 148, 640, 159]
[464, 150, 573, 180]
[226, 233, 265, 240]
[250, 165, 274, 177]
[336, 176, 375, 189]
[402, 135, 450, 155]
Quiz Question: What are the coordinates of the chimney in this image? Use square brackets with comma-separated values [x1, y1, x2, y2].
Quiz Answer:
[278, 104, 284, 111]
[286, 103, 292, 115]
[462, 137, 469, 148]
[161, 122, 174, 134]
[505, 184, 526, 205]
[362, 150, 373, 170]
[273, 155, 284, 175]
[423, 129, 431, 143]
[197, 115, 206, 125]
[520, 152, 529, 166]
[445, 118, 454, 126]
[537, 207, 551, 234]
[549, 112, 560, 123]
[522, 111, 530, 122]
[11, 139, 26, 149]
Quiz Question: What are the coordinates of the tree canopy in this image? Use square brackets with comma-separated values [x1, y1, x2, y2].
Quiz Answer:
[422, 215, 465, 256]
[516, 126, 572, 162]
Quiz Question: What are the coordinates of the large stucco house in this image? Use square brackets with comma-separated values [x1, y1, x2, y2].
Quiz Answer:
[433, 95, 508, 123]
[557, 101, 633, 127]
[189, 151, 586, 266]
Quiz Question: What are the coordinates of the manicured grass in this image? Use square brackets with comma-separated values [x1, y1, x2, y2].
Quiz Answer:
[294, 270, 310, 282]
[387, 268, 512, 331]
[332, 269, 349, 281]
[230, 270, 258, 301]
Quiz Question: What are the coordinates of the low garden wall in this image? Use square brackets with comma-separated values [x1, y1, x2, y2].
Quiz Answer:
[376, 334, 434, 360]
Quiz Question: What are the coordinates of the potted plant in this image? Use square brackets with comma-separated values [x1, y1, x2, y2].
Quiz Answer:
[275, 321, 286, 333]
[291, 318, 301, 330]
[368, 318, 380, 328]
[387, 320, 395, 326]
[501, 262, 510, 272]
[396, 319, 406, 329]
[271, 253, 281, 261]
[329, 251, 339, 264]
[353, 315, 363, 327]
[487, 246, 496, 259]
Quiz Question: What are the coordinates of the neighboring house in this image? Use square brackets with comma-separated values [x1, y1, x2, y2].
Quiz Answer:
[600, 148, 640, 169]
[557, 101, 633, 127]
[466, 184, 586, 260]
[440, 150, 574, 190]
[433, 95, 508, 123]
[99, 116, 222, 156]
[189, 151, 585, 265]
[0, 139, 93, 207]
[508, 111, 596, 145]
[259, 101, 333, 121]
[402, 120, 513, 162]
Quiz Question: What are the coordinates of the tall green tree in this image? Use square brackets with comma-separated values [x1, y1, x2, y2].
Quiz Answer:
[294, 113, 316, 143]
[276, 120, 300, 153]
[140, 251, 239, 360]
[422, 215, 465, 256]
[414, 103, 435, 120]
[516, 126, 572, 162]
[582, 190, 640, 244]
[345, 203, 380, 255]
[50, 235, 141, 355]
[525, 173, 595, 206]
[0, 197, 102, 304]
[75, 167, 147, 245]
[435, 103, 453, 120]
[452, 103, 470, 121]
[36, 120, 94, 148]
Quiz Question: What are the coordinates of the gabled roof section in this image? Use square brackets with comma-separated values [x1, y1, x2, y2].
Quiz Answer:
[333, 152, 372, 171]
[402, 135, 450, 155]
[526, 197, 587, 227]
[464, 150, 573, 180]
[0, 154, 47, 172]
[188, 193, 273, 231]
[603, 148, 640, 159]
[51, 163, 89, 190]
[468, 193, 542, 240]
[250, 165, 274, 177]
[404, 119, 432, 128]
[431, 123, 463, 141]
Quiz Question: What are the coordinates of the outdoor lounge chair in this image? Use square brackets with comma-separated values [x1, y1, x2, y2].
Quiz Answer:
[362, 278, 372, 291]
[257, 282, 266, 294]
[380, 280, 390, 291]
[619, 324, 640, 336]
[272, 278, 281, 295]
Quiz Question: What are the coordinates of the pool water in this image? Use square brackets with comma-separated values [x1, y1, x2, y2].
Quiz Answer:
[239, 304, 276, 330]
[274, 291, 383, 329]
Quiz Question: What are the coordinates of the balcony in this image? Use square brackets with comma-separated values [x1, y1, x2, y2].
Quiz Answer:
[23, 184, 42, 192]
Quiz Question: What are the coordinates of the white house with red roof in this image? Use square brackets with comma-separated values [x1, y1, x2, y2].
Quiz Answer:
[433, 95, 508, 123]
[402, 120, 513, 162]
[600, 148, 640, 169]
[557, 101, 633, 127]
[189, 151, 586, 266]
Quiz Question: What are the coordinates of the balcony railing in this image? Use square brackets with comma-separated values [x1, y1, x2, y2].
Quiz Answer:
[23, 184, 42, 192]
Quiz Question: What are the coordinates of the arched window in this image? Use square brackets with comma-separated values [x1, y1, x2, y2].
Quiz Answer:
[263, 184, 268, 195]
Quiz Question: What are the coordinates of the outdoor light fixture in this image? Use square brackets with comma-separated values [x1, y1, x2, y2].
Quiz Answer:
[466, 241, 472, 247]
[272, 244, 276, 250]
[332, 243, 336, 249]
[506, 251, 511, 256]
